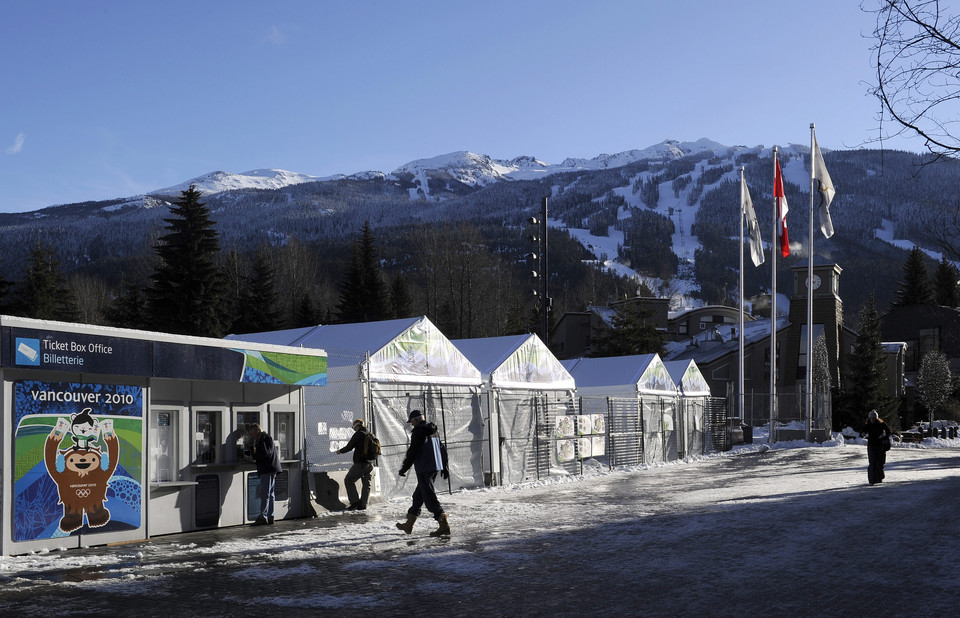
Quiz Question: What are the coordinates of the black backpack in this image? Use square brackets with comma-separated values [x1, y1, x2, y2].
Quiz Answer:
[362, 430, 381, 461]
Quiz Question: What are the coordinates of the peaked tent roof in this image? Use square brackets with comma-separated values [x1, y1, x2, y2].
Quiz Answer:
[452, 334, 575, 390]
[562, 353, 676, 396]
[663, 359, 712, 396]
[229, 316, 481, 386]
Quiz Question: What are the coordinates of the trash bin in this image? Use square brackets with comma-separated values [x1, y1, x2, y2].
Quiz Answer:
[741, 423, 753, 444]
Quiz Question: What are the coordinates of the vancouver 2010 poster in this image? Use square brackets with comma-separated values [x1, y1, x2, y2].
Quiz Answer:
[13, 381, 143, 542]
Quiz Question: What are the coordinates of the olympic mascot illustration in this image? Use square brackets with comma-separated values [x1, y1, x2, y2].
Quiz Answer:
[44, 421, 119, 533]
[69, 408, 100, 449]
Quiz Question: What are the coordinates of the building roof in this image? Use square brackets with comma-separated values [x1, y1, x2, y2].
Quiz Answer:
[562, 353, 676, 395]
[229, 316, 481, 385]
[452, 333, 575, 390]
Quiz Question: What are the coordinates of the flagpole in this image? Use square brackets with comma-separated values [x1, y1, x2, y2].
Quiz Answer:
[806, 124, 816, 442]
[769, 148, 778, 445]
[739, 167, 746, 427]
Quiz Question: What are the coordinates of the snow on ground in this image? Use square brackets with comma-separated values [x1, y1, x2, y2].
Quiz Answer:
[2, 436, 960, 615]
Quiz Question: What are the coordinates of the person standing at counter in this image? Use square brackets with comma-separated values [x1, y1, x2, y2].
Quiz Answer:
[248, 423, 282, 525]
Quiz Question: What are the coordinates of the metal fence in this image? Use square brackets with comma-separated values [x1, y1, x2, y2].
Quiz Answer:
[738, 390, 832, 441]
[521, 395, 730, 479]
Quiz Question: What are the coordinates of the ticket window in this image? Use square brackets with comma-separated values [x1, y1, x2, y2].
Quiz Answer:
[150, 408, 181, 482]
[273, 410, 295, 460]
[234, 409, 262, 462]
[194, 409, 222, 464]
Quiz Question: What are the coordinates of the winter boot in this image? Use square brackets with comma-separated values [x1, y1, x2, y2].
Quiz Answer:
[429, 513, 451, 537]
[396, 515, 417, 534]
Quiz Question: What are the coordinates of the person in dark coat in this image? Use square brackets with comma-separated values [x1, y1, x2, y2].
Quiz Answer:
[396, 409, 450, 537]
[248, 423, 282, 525]
[337, 419, 375, 510]
[861, 409, 891, 485]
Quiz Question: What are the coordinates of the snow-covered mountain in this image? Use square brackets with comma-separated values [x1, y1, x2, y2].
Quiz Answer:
[153, 169, 334, 197]
[147, 139, 743, 201]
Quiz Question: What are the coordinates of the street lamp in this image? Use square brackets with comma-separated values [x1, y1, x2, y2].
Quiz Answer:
[527, 197, 550, 344]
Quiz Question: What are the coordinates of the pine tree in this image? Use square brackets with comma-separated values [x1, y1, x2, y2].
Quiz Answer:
[0, 263, 14, 313]
[893, 245, 933, 306]
[146, 185, 226, 336]
[594, 300, 666, 357]
[335, 221, 389, 323]
[839, 294, 898, 428]
[813, 332, 831, 393]
[292, 292, 323, 328]
[932, 257, 960, 307]
[232, 247, 281, 333]
[16, 241, 78, 321]
[389, 274, 413, 319]
[104, 276, 147, 329]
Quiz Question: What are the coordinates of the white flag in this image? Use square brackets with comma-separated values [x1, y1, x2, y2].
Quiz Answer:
[812, 135, 836, 238]
[741, 171, 764, 266]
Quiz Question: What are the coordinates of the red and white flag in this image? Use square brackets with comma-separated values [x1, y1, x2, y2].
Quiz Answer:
[774, 157, 790, 257]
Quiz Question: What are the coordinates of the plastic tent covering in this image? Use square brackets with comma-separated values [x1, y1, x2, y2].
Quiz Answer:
[563, 354, 678, 463]
[229, 317, 484, 501]
[664, 359, 711, 458]
[664, 359, 712, 397]
[452, 334, 577, 484]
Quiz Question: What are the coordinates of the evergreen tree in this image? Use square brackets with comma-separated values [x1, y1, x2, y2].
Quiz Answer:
[594, 300, 666, 357]
[932, 257, 960, 307]
[104, 276, 147, 329]
[335, 221, 389, 323]
[146, 185, 226, 336]
[0, 262, 14, 313]
[232, 247, 281, 333]
[292, 292, 323, 328]
[813, 332, 831, 393]
[838, 294, 898, 429]
[16, 241, 78, 321]
[893, 245, 933, 306]
[389, 274, 413, 319]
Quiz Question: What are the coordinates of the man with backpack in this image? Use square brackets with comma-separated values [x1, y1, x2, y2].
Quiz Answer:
[247, 423, 282, 525]
[336, 419, 377, 511]
[396, 409, 450, 537]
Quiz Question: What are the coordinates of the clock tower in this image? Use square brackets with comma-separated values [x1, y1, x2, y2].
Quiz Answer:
[785, 261, 843, 388]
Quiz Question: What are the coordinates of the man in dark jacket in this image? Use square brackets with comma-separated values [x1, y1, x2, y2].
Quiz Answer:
[337, 419, 375, 510]
[396, 409, 450, 537]
[248, 423, 282, 525]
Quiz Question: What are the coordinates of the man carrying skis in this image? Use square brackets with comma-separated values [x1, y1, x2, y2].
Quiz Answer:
[396, 409, 450, 536]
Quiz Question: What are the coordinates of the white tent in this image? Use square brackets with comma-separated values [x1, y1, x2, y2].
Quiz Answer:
[452, 334, 576, 484]
[562, 354, 678, 463]
[229, 316, 484, 505]
[664, 359, 712, 458]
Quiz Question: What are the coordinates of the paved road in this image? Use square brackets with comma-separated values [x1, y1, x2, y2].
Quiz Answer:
[1, 445, 958, 616]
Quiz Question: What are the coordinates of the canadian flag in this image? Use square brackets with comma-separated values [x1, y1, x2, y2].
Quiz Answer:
[774, 157, 790, 257]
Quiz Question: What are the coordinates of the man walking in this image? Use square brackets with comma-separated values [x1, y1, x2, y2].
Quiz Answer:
[337, 419, 375, 510]
[248, 423, 282, 525]
[396, 409, 450, 537]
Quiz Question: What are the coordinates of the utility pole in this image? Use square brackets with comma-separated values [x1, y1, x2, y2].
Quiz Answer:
[527, 197, 551, 344]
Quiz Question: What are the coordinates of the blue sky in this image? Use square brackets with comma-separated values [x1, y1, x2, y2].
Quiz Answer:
[0, 1, 914, 213]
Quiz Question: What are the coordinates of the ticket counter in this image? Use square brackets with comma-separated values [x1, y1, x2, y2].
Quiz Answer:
[0, 316, 326, 556]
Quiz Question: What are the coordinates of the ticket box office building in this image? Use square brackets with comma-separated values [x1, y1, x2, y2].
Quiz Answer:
[0, 316, 327, 556]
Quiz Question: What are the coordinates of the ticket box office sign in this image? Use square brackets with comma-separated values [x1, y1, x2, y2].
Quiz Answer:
[13, 381, 143, 542]
[4, 326, 327, 385]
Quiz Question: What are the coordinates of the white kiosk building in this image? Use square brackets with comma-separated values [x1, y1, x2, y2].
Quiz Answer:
[1, 316, 326, 556]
